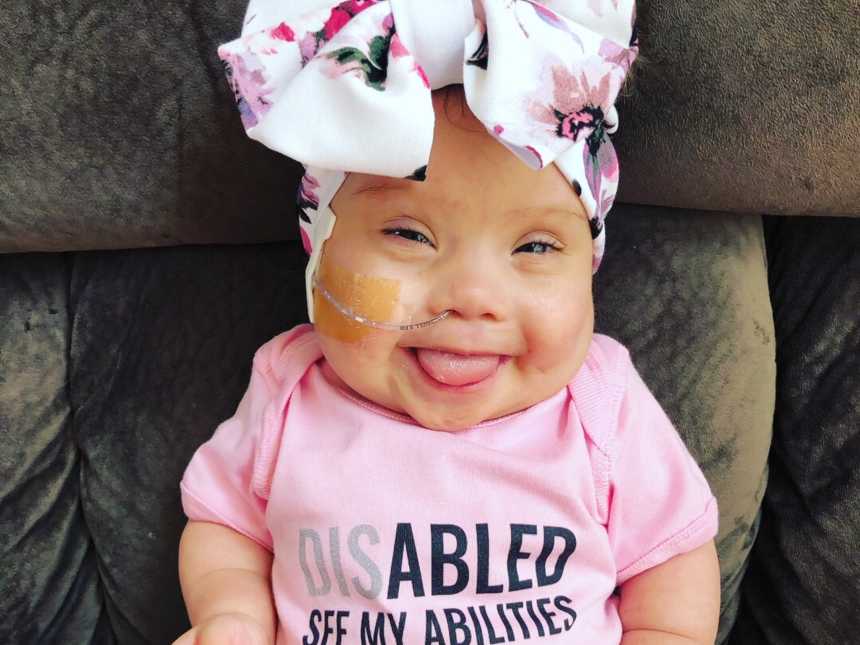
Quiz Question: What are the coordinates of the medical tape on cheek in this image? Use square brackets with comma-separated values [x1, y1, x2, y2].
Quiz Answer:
[313, 262, 402, 342]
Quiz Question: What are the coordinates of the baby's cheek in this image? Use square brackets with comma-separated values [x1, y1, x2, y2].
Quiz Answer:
[314, 290, 373, 343]
[313, 262, 401, 343]
[316, 332, 391, 399]
[523, 289, 593, 374]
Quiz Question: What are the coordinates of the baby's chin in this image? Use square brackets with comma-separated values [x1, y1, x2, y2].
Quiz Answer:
[395, 383, 547, 432]
[403, 405, 496, 432]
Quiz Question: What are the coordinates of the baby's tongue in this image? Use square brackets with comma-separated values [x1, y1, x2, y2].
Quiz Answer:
[415, 349, 500, 386]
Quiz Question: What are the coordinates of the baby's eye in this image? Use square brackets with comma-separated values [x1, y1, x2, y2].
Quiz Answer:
[514, 240, 561, 254]
[383, 227, 434, 247]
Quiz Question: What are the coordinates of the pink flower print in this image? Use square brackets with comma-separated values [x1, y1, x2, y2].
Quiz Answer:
[521, 1, 584, 50]
[587, 0, 620, 17]
[300, 226, 313, 254]
[389, 32, 408, 58]
[323, 0, 377, 39]
[298, 0, 378, 65]
[270, 22, 295, 42]
[297, 173, 321, 214]
[324, 8, 352, 40]
[415, 64, 430, 88]
[341, 0, 376, 13]
[297, 172, 323, 254]
[382, 12, 394, 32]
[530, 57, 624, 144]
[221, 53, 273, 130]
[526, 145, 544, 168]
[598, 37, 636, 74]
[299, 32, 319, 63]
[556, 107, 598, 140]
[384, 15, 428, 87]
[323, 10, 396, 91]
[583, 135, 619, 223]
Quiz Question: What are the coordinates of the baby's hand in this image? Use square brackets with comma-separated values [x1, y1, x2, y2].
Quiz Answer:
[171, 612, 273, 645]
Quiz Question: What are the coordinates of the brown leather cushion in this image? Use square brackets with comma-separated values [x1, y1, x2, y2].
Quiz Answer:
[730, 216, 860, 644]
[614, 0, 860, 217]
[594, 206, 774, 643]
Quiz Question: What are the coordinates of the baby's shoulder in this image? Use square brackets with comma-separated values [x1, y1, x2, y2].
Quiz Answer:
[568, 333, 637, 454]
[578, 333, 635, 387]
[249, 323, 322, 392]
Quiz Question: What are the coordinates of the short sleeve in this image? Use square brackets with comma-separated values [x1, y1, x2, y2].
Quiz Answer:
[607, 358, 719, 585]
[180, 362, 280, 552]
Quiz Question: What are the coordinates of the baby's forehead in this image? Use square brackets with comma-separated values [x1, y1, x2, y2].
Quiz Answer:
[346, 174, 414, 196]
[342, 163, 584, 221]
[342, 179, 583, 228]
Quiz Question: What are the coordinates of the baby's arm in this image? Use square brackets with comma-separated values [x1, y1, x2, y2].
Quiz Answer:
[618, 540, 720, 644]
[174, 519, 276, 644]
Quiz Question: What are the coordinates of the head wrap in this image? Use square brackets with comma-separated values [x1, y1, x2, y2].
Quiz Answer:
[218, 0, 638, 321]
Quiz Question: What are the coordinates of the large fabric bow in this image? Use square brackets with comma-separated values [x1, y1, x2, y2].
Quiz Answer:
[218, 0, 638, 319]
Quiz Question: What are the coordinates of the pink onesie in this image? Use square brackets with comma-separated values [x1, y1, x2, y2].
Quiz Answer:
[181, 324, 718, 644]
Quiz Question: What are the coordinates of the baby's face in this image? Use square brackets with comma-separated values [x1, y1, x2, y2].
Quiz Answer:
[315, 88, 594, 430]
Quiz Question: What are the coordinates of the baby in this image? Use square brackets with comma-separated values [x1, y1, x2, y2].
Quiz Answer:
[175, 2, 720, 644]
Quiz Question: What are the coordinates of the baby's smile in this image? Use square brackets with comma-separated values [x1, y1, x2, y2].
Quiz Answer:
[404, 346, 510, 388]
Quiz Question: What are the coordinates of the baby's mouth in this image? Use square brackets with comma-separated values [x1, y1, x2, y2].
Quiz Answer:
[412, 348, 503, 387]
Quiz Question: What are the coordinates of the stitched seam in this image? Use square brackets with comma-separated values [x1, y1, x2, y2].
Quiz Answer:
[616, 496, 718, 583]
[181, 482, 274, 553]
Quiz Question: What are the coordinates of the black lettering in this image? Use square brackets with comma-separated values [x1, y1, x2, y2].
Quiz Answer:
[524, 600, 546, 638]
[535, 526, 576, 586]
[322, 609, 335, 644]
[335, 611, 348, 644]
[388, 523, 425, 599]
[536, 597, 561, 635]
[388, 612, 407, 644]
[482, 604, 508, 644]
[553, 595, 578, 631]
[432, 524, 469, 595]
[358, 611, 405, 644]
[466, 606, 486, 645]
[302, 609, 322, 645]
[493, 603, 514, 641]
[361, 612, 385, 644]
[507, 524, 537, 592]
[506, 602, 530, 639]
[444, 608, 471, 645]
[476, 524, 504, 594]
[425, 610, 446, 645]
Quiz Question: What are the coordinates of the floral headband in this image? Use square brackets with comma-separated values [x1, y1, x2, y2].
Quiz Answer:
[218, 0, 638, 322]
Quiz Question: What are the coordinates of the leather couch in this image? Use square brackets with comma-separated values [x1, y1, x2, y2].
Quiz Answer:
[1, 1, 858, 643]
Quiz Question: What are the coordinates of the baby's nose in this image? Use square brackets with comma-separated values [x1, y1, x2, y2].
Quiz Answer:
[427, 253, 510, 322]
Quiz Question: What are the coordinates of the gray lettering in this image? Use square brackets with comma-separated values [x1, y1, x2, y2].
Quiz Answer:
[329, 527, 351, 596]
[299, 528, 331, 596]
[350, 524, 382, 599]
